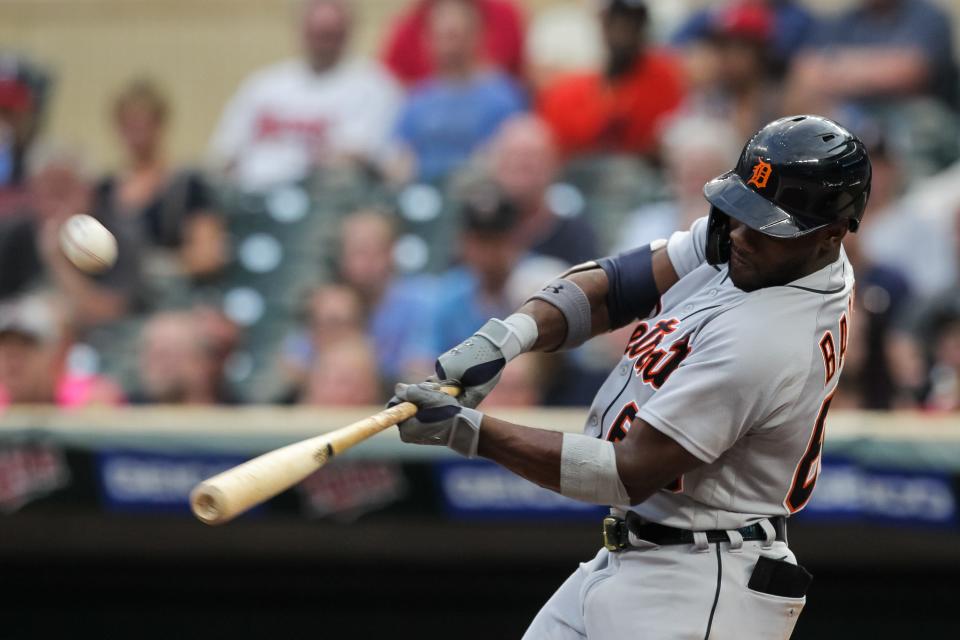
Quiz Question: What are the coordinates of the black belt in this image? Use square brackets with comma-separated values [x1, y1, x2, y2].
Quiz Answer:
[602, 513, 787, 551]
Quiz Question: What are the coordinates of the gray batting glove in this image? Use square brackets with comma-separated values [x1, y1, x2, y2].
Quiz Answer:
[390, 382, 484, 458]
[435, 319, 510, 408]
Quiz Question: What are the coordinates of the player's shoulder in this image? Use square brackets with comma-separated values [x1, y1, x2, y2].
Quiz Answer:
[710, 274, 850, 364]
[707, 292, 803, 336]
[699, 285, 826, 366]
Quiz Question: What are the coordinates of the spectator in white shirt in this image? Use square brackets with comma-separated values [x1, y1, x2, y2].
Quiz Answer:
[209, 0, 402, 192]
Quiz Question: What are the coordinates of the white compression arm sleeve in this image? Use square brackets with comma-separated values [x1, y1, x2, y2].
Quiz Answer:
[559, 433, 631, 507]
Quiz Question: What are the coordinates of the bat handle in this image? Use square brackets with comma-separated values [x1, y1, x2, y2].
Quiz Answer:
[320, 384, 461, 460]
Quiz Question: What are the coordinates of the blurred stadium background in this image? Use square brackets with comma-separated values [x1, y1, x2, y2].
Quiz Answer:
[1, 0, 960, 637]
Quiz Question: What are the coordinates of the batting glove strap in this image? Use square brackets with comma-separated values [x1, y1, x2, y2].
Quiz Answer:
[437, 317, 532, 409]
[448, 407, 484, 458]
[475, 314, 538, 362]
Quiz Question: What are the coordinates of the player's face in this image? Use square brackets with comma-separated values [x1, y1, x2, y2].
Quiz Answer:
[726, 218, 838, 292]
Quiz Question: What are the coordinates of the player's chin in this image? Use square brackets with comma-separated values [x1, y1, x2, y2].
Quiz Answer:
[727, 261, 761, 292]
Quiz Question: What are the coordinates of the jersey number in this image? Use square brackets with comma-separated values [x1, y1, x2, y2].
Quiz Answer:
[606, 402, 638, 443]
[784, 390, 834, 513]
[606, 402, 683, 494]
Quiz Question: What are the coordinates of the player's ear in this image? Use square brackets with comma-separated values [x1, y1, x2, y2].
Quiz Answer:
[820, 222, 847, 250]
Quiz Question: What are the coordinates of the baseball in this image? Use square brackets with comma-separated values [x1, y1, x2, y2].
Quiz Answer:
[58, 214, 118, 274]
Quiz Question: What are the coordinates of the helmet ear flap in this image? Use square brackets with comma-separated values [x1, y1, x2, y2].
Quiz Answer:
[848, 183, 870, 233]
[706, 206, 731, 266]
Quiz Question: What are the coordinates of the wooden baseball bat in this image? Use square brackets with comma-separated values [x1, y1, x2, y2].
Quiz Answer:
[190, 385, 459, 525]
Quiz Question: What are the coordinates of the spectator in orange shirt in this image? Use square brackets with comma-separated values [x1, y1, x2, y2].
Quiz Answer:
[537, 0, 684, 159]
[382, 0, 525, 86]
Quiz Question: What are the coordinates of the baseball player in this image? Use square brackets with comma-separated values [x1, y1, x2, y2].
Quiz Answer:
[391, 115, 871, 639]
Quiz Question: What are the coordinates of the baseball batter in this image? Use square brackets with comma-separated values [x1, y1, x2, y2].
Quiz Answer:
[391, 115, 871, 639]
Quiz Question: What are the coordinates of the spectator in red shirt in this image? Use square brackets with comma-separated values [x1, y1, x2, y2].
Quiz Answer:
[381, 0, 525, 85]
[537, 0, 684, 158]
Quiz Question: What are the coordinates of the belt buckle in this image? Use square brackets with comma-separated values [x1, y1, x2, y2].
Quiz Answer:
[602, 516, 628, 552]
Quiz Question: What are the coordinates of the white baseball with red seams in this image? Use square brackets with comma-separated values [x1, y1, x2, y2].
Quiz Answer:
[59, 214, 118, 274]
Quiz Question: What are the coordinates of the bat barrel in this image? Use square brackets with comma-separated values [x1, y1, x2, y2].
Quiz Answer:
[188, 386, 459, 526]
[190, 484, 227, 525]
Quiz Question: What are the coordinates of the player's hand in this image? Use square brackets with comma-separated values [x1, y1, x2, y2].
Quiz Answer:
[435, 319, 508, 408]
[389, 382, 484, 458]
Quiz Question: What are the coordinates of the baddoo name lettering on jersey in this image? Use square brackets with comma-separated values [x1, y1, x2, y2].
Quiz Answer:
[623, 318, 692, 389]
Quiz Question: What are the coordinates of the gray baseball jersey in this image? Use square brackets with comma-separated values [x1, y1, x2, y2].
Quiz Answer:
[584, 220, 854, 531]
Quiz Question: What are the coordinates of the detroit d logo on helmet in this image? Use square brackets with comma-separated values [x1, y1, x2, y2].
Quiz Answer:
[746, 160, 773, 189]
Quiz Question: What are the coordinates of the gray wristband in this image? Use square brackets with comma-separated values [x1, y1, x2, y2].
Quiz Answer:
[528, 278, 592, 350]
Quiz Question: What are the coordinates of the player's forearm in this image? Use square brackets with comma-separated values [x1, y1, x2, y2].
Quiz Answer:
[476, 415, 669, 507]
[476, 415, 563, 492]
[518, 246, 679, 352]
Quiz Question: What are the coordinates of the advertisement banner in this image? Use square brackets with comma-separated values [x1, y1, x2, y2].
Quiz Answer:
[796, 455, 958, 527]
[96, 450, 247, 513]
[0, 442, 70, 513]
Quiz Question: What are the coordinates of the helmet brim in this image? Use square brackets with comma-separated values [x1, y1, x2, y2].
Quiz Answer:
[703, 171, 823, 239]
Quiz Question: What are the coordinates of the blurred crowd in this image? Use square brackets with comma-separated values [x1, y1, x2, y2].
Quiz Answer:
[1, 0, 959, 412]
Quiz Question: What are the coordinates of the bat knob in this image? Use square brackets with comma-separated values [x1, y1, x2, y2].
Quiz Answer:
[190, 484, 225, 525]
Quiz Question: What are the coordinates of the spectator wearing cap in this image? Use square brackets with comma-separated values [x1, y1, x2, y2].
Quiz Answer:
[488, 115, 598, 266]
[671, 0, 815, 74]
[786, 0, 958, 114]
[95, 79, 227, 281]
[537, 0, 685, 159]
[424, 186, 528, 354]
[390, 0, 527, 184]
[0, 295, 123, 407]
[678, 2, 784, 141]
[0, 54, 51, 216]
[382, 0, 526, 86]
[209, 0, 402, 192]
